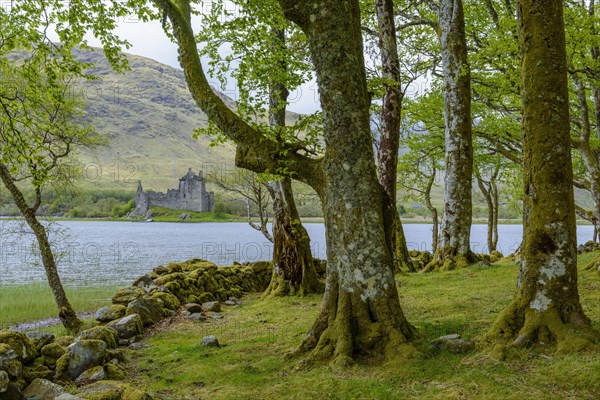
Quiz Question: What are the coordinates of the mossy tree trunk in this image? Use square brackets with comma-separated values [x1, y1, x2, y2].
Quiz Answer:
[0, 165, 83, 333]
[280, 0, 415, 364]
[263, 178, 322, 296]
[374, 0, 415, 273]
[429, 0, 474, 270]
[486, 0, 597, 353]
[161, 0, 415, 364]
[424, 167, 439, 254]
[263, 30, 321, 296]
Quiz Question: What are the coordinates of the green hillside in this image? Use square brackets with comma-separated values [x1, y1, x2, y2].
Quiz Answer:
[72, 47, 235, 192]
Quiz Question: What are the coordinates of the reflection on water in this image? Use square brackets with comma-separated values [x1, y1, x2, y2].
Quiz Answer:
[0, 220, 594, 286]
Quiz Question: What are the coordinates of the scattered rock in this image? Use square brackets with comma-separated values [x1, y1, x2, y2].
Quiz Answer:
[200, 336, 219, 347]
[430, 334, 475, 353]
[55, 340, 107, 381]
[186, 313, 205, 322]
[128, 342, 149, 351]
[0, 371, 8, 393]
[228, 297, 240, 304]
[183, 303, 203, 313]
[22, 378, 65, 400]
[126, 299, 163, 326]
[202, 301, 221, 312]
[75, 366, 106, 384]
[78, 327, 118, 349]
[106, 314, 143, 340]
[0, 331, 37, 362]
[25, 332, 55, 352]
[224, 300, 237, 306]
[95, 305, 127, 323]
[209, 313, 224, 320]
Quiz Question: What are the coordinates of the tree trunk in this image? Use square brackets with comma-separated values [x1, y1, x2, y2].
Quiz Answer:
[262, 26, 321, 296]
[572, 74, 600, 245]
[476, 172, 498, 254]
[430, 0, 474, 270]
[0, 165, 83, 332]
[280, 0, 415, 364]
[161, 0, 415, 363]
[491, 180, 499, 251]
[374, 0, 414, 273]
[263, 178, 322, 296]
[486, 0, 596, 353]
[424, 168, 438, 254]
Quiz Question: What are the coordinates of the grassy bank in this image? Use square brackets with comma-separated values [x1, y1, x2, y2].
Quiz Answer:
[0, 284, 119, 328]
[127, 255, 599, 400]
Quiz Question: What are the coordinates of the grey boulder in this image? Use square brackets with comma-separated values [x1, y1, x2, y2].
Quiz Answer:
[22, 378, 64, 400]
[54, 340, 107, 381]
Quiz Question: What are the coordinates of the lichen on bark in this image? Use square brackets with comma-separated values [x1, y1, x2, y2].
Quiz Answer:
[427, 0, 474, 271]
[280, 0, 416, 363]
[486, 0, 597, 353]
[262, 178, 322, 297]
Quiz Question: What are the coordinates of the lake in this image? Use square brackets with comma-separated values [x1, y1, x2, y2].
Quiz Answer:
[0, 220, 594, 286]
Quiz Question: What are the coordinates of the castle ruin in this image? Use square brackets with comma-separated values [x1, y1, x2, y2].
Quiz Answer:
[133, 168, 214, 215]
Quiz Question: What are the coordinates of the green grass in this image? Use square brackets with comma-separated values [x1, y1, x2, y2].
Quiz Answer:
[147, 207, 244, 223]
[129, 257, 600, 400]
[0, 283, 119, 328]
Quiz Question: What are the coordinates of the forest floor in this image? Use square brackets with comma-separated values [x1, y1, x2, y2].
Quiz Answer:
[125, 254, 600, 400]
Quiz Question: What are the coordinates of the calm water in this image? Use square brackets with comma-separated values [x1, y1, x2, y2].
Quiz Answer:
[0, 220, 594, 286]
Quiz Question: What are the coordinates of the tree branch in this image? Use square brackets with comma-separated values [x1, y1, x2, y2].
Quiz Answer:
[156, 0, 323, 190]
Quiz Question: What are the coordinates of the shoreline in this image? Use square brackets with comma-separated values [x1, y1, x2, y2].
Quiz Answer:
[0, 215, 594, 225]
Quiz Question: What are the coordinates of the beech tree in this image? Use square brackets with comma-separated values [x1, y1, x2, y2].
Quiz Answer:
[1, 0, 130, 332]
[486, 0, 597, 352]
[0, 56, 102, 332]
[394, 0, 474, 269]
[432, 0, 474, 269]
[398, 90, 446, 256]
[152, 0, 416, 363]
[370, 0, 415, 272]
[195, 0, 322, 295]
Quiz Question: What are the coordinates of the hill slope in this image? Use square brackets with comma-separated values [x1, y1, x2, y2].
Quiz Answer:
[75, 48, 236, 191]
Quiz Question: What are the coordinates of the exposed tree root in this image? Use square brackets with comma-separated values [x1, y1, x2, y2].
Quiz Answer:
[59, 307, 84, 333]
[486, 301, 598, 356]
[583, 253, 600, 273]
[423, 249, 480, 272]
[293, 276, 418, 365]
[262, 179, 323, 298]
